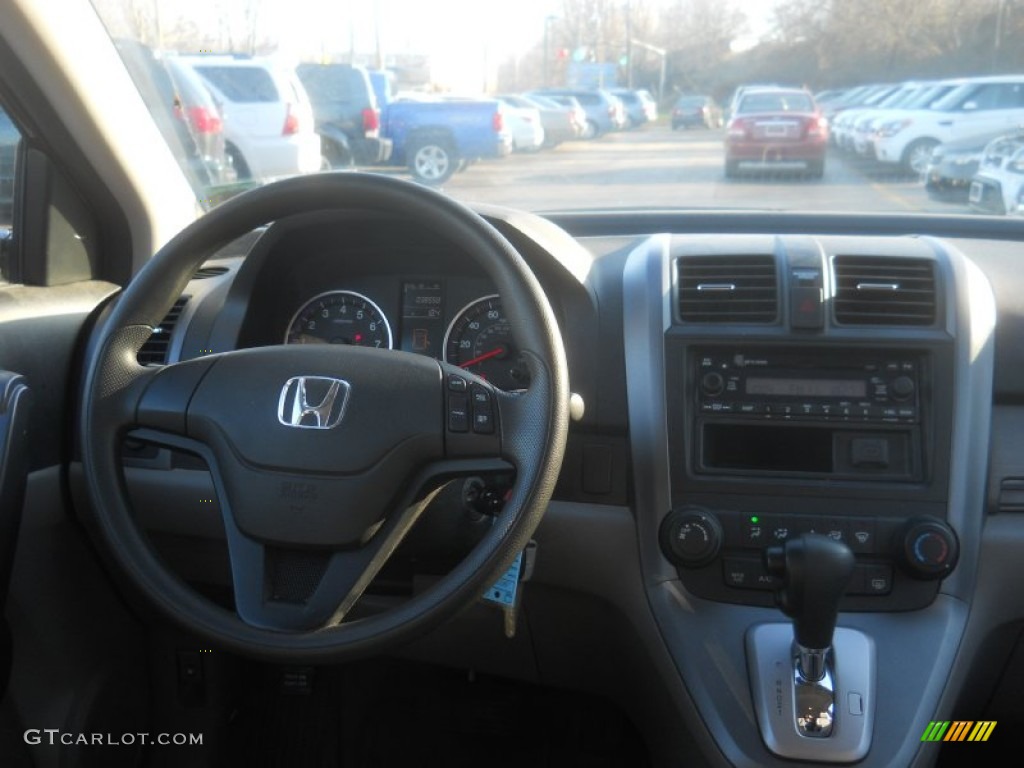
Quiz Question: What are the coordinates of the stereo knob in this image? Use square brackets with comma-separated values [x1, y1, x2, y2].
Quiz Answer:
[701, 372, 725, 396]
[891, 375, 915, 401]
[660, 507, 723, 568]
[898, 518, 959, 580]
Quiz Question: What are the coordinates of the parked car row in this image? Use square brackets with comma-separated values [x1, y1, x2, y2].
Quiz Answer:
[373, 84, 659, 183]
[141, 50, 662, 188]
[826, 74, 1024, 176]
[526, 86, 657, 138]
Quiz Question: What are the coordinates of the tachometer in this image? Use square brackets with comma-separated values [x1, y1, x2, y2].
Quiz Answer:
[444, 295, 530, 390]
[285, 290, 393, 348]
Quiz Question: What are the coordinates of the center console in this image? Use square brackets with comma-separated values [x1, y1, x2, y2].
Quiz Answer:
[623, 233, 993, 767]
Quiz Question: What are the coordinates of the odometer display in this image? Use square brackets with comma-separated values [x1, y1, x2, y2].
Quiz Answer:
[444, 295, 530, 390]
[285, 290, 393, 348]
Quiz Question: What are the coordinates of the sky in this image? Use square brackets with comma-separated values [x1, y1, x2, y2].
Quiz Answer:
[263, 0, 783, 60]
[135, 0, 783, 90]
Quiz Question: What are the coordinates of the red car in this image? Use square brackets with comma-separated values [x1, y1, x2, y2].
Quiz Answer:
[724, 87, 829, 178]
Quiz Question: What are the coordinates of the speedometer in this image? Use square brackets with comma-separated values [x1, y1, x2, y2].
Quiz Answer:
[443, 295, 530, 390]
[285, 290, 393, 348]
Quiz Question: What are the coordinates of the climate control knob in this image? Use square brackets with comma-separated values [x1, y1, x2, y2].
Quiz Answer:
[899, 518, 959, 579]
[660, 507, 723, 568]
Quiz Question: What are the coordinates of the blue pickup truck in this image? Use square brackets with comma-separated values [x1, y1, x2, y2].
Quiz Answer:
[375, 85, 513, 185]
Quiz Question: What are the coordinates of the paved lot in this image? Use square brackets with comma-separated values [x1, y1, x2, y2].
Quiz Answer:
[439, 123, 967, 216]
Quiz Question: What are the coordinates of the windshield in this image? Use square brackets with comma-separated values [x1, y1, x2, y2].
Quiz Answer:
[91, 0, 1024, 218]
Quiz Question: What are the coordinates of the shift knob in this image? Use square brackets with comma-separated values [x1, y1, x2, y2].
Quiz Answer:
[765, 534, 855, 652]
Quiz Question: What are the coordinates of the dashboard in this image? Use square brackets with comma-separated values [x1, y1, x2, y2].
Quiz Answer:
[123, 203, 1024, 768]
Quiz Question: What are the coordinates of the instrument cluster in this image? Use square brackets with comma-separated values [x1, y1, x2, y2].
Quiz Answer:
[283, 281, 530, 391]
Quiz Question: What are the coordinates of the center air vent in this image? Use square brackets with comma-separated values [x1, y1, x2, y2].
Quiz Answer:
[676, 255, 778, 323]
[137, 296, 189, 365]
[193, 265, 229, 279]
[833, 256, 936, 326]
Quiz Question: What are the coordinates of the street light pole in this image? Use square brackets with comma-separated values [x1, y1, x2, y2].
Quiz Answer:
[631, 38, 667, 102]
[543, 15, 557, 87]
[625, 0, 633, 88]
[544, 18, 549, 87]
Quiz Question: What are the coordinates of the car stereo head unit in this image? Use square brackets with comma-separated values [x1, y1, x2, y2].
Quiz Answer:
[696, 350, 919, 424]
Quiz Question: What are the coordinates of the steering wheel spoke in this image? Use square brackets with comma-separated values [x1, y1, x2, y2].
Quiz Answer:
[136, 356, 219, 434]
[226, 485, 445, 631]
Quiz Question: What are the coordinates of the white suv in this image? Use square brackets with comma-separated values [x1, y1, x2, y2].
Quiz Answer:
[174, 54, 320, 181]
[873, 75, 1024, 175]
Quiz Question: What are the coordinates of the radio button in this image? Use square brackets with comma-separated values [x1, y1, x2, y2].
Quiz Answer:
[898, 407, 917, 422]
[891, 375, 915, 401]
[700, 371, 725, 396]
[737, 402, 762, 415]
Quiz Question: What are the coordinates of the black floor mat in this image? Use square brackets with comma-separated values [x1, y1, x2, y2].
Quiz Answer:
[225, 658, 651, 768]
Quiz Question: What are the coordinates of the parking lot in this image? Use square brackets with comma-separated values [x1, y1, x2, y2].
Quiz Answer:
[439, 124, 962, 215]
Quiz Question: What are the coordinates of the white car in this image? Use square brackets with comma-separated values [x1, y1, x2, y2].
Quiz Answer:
[851, 80, 964, 158]
[967, 131, 1024, 215]
[830, 83, 906, 152]
[873, 75, 1024, 175]
[495, 97, 545, 151]
[174, 54, 321, 181]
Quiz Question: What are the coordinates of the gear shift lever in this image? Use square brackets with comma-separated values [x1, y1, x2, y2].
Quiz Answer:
[765, 533, 855, 682]
[764, 534, 854, 737]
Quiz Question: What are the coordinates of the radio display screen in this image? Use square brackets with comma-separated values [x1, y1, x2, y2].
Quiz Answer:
[745, 377, 866, 398]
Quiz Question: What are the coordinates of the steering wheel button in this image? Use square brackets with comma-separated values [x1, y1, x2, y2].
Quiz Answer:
[473, 410, 494, 434]
[448, 393, 469, 432]
[447, 374, 468, 392]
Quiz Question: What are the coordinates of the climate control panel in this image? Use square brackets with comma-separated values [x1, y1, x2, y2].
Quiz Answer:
[660, 506, 958, 611]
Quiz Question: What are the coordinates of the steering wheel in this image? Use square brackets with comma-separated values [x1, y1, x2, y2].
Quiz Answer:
[79, 172, 569, 660]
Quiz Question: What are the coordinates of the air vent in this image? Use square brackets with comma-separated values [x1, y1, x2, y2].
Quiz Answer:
[833, 256, 936, 326]
[676, 255, 778, 323]
[193, 265, 229, 279]
[137, 296, 189, 365]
